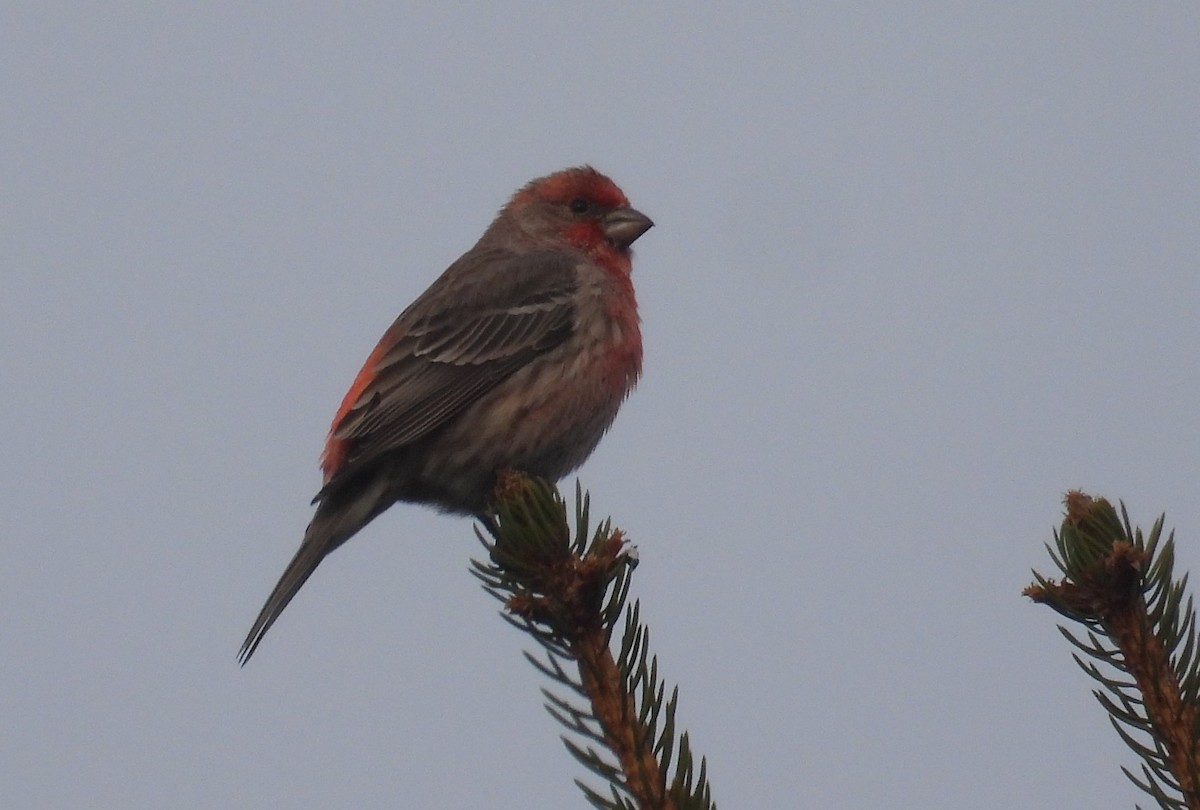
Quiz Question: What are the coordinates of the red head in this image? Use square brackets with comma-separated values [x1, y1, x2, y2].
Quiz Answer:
[497, 166, 653, 274]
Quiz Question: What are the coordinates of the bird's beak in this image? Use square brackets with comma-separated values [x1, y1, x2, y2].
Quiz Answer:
[602, 206, 654, 249]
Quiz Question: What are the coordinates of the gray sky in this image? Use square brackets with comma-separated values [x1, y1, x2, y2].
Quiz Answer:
[3, 4, 1198, 808]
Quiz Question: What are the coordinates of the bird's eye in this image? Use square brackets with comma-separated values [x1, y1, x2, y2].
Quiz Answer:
[568, 198, 590, 215]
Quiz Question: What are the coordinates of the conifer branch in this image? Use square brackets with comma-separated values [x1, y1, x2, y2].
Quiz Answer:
[472, 473, 715, 810]
[1026, 491, 1200, 809]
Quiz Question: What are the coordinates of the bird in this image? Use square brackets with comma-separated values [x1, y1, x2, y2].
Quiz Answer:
[238, 166, 653, 664]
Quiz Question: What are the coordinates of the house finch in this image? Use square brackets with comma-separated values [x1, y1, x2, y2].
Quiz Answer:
[239, 166, 653, 664]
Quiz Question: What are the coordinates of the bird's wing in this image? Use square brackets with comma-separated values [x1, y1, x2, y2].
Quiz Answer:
[322, 250, 579, 485]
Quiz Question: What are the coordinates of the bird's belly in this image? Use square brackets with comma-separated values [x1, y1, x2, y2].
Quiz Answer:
[411, 335, 638, 511]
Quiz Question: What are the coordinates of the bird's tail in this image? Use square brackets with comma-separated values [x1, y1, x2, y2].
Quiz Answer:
[238, 474, 393, 665]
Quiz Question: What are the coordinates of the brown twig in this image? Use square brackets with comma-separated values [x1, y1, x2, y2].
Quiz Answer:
[1027, 492, 1200, 808]
[472, 474, 710, 808]
[576, 614, 672, 809]
[505, 531, 672, 809]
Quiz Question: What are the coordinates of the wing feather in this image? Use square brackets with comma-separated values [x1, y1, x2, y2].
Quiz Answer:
[323, 251, 579, 487]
